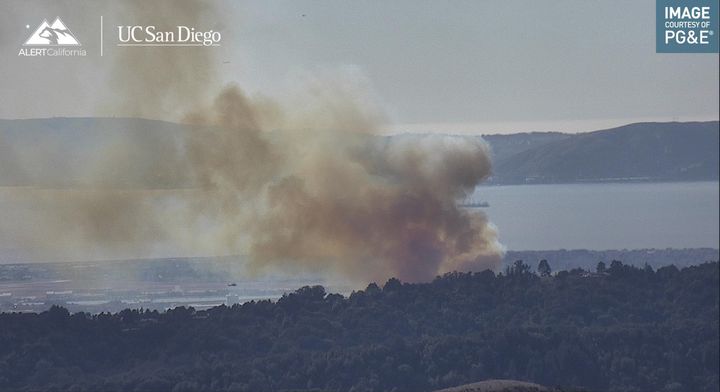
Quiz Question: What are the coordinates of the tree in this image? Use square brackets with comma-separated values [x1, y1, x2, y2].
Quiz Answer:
[609, 260, 624, 275]
[506, 260, 531, 276]
[295, 285, 326, 300]
[383, 278, 402, 292]
[596, 261, 607, 274]
[538, 259, 552, 277]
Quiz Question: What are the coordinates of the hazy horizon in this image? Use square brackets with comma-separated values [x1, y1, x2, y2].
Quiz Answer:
[1, 115, 717, 137]
[1, 0, 718, 134]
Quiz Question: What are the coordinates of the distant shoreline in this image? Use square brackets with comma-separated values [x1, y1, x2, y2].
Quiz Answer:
[478, 179, 720, 187]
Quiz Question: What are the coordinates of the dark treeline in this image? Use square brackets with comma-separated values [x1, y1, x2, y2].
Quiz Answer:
[0, 261, 717, 392]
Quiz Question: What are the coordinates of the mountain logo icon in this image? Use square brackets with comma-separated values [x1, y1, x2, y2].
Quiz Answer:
[24, 18, 81, 46]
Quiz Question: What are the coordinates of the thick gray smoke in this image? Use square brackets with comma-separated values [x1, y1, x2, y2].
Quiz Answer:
[1, 0, 503, 282]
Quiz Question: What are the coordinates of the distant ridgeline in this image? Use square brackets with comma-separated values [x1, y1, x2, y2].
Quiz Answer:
[482, 121, 719, 184]
[0, 118, 717, 187]
[0, 261, 717, 392]
[1, 248, 717, 283]
[502, 248, 720, 272]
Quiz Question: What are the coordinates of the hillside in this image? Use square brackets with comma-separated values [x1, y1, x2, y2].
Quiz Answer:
[434, 379, 551, 392]
[0, 261, 717, 392]
[1, 118, 717, 187]
[485, 122, 719, 184]
[0, 118, 190, 188]
[481, 132, 570, 168]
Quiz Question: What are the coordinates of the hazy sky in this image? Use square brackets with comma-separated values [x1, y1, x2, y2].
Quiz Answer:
[0, 0, 718, 134]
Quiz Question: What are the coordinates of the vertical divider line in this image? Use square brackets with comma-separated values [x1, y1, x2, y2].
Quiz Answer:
[100, 15, 103, 56]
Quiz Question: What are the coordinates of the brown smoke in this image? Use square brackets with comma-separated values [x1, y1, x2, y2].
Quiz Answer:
[174, 83, 502, 282]
[101, 0, 219, 120]
[1, 0, 503, 282]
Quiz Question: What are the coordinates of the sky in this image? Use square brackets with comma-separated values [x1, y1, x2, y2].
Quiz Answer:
[0, 0, 718, 134]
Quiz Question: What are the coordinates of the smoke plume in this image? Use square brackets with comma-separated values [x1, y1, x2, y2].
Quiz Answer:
[1, 0, 503, 282]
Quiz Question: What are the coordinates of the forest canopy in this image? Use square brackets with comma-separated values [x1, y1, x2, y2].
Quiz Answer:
[0, 261, 717, 392]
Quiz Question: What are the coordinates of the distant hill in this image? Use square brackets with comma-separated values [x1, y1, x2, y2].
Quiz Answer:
[484, 122, 719, 184]
[434, 379, 553, 392]
[481, 132, 570, 167]
[434, 379, 588, 391]
[1, 118, 717, 187]
[0, 117, 190, 188]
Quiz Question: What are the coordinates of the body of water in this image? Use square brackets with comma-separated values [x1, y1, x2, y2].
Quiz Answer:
[472, 182, 719, 250]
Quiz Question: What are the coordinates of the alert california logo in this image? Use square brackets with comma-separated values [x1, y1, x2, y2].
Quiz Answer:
[18, 17, 87, 57]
